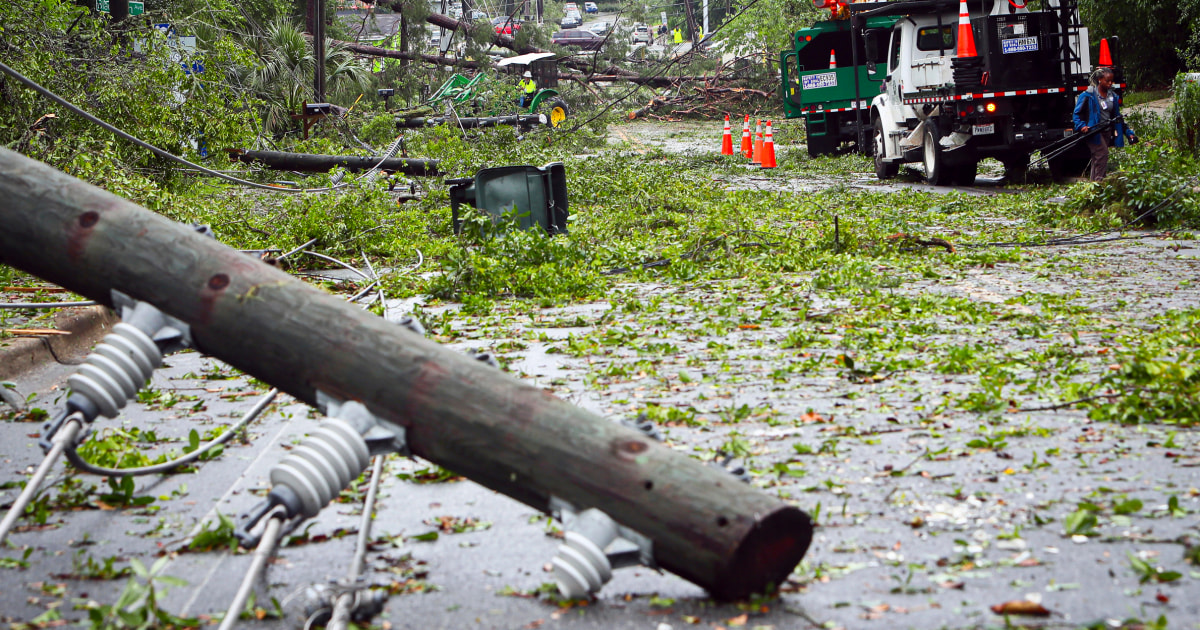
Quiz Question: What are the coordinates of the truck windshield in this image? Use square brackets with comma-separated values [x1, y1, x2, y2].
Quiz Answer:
[916, 25, 955, 51]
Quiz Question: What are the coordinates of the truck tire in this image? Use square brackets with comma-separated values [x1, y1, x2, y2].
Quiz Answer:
[873, 114, 899, 179]
[1002, 154, 1029, 183]
[922, 122, 952, 186]
[952, 161, 978, 186]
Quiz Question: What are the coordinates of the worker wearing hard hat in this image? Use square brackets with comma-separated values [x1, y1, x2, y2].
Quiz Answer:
[518, 71, 537, 108]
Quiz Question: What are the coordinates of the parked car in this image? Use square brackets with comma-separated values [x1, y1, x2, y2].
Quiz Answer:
[468, 9, 488, 20]
[492, 15, 522, 35]
[551, 28, 603, 50]
[559, 12, 582, 28]
[584, 1, 598, 13]
[564, 2, 578, 12]
[631, 24, 651, 44]
[586, 21, 609, 35]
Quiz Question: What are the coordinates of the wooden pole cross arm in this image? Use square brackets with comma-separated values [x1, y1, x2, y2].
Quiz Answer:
[0, 148, 812, 600]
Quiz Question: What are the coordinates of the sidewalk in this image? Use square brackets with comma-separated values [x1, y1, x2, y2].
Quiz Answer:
[0, 305, 116, 383]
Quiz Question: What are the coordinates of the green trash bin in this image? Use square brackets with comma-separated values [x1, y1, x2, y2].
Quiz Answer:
[447, 162, 569, 235]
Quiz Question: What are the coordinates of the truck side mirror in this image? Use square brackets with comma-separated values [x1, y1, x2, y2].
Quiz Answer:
[867, 61, 878, 75]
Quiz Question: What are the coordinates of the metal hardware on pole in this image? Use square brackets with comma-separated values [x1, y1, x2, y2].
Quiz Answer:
[217, 514, 284, 630]
[327, 455, 386, 630]
[0, 414, 83, 545]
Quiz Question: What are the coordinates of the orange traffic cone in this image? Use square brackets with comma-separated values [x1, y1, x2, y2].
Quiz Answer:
[760, 121, 777, 169]
[741, 115, 752, 158]
[721, 115, 734, 155]
[752, 120, 763, 164]
[1097, 38, 1113, 66]
[829, 49, 837, 69]
[955, 0, 977, 57]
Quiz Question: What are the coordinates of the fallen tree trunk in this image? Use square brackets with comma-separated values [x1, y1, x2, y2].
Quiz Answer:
[226, 149, 439, 176]
[568, 74, 722, 87]
[341, 40, 719, 88]
[342, 11, 646, 79]
[340, 41, 488, 71]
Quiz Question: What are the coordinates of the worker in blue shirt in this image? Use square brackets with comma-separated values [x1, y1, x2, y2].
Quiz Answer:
[1073, 67, 1138, 181]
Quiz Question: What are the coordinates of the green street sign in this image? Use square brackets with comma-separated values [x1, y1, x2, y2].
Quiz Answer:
[97, 1, 145, 15]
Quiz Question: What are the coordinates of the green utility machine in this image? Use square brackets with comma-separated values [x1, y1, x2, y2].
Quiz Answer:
[428, 72, 569, 127]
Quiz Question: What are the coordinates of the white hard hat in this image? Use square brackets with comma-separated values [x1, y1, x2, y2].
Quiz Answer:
[523, 71, 533, 78]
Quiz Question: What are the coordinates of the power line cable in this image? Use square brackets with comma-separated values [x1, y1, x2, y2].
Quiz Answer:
[0, 60, 399, 194]
[563, 0, 768, 131]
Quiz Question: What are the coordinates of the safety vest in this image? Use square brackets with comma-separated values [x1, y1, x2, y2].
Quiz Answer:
[673, 28, 682, 44]
[520, 78, 536, 94]
[374, 36, 399, 72]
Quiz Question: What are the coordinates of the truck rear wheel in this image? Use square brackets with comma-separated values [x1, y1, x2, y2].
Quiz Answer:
[1002, 154, 1029, 183]
[922, 122, 951, 186]
[873, 114, 899, 179]
[1047, 143, 1091, 180]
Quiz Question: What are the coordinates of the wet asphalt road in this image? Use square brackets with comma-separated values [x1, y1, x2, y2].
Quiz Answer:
[3, 123, 1200, 630]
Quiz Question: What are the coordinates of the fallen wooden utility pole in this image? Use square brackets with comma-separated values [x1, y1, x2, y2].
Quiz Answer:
[393, 114, 546, 129]
[0, 148, 813, 600]
[226, 149, 439, 175]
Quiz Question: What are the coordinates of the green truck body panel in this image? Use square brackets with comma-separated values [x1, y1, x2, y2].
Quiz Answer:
[779, 16, 899, 121]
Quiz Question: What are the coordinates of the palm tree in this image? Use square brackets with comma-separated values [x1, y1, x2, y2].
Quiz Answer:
[236, 17, 374, 134]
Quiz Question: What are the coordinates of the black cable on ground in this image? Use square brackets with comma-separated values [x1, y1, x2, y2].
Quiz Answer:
[961, 174, 1200, 250]
[63, 389, 279, 477]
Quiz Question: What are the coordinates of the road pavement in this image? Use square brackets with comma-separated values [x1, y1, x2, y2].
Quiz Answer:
[4, 121, 1200, 630]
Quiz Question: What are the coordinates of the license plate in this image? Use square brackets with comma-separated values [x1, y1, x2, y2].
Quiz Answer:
[972, 123, 995, 135]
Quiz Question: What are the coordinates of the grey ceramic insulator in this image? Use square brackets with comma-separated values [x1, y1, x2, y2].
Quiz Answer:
[551, 509, 619, 598]
[269, 418, 371, 518]
[66, 323, 161, 419]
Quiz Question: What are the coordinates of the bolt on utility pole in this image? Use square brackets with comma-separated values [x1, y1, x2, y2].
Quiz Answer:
[0, 147, 813, 600]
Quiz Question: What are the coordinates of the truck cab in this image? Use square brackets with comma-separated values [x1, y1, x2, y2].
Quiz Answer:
[865, 0, 1100, 184]
[872, 16, 962, 166]
[779, 15, 897, 156]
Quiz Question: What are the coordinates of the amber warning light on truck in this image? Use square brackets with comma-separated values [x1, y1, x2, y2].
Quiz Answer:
[811, 0, 844, 18]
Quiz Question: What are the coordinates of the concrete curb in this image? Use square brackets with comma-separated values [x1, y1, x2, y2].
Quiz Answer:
[0, 305, 117, 383]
